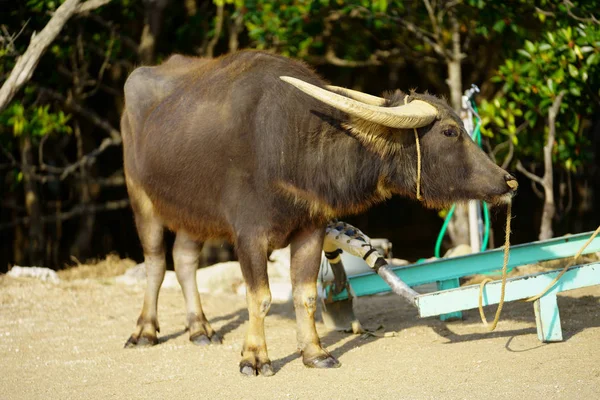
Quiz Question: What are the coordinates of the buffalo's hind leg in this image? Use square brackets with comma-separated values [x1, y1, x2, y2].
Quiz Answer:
[173, 231, 221, 345]
[236, 234, 274, 377]
[125, 207, 165, 348]
[291, 227, 340, 368]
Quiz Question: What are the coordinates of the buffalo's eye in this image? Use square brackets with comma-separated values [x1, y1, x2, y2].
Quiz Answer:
[442, 128, 458, 138]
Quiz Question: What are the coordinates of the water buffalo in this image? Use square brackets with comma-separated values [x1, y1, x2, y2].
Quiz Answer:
[120, 50, 517, 376]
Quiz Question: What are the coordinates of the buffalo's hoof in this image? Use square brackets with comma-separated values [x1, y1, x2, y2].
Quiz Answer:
[259, 363, 275, 377]
[304, 354, 341, 369]
[190, 332, 222, 346]
[239, 361, 274, 377]
[190, 334, 211, 346]
[124, 334, 157, 348]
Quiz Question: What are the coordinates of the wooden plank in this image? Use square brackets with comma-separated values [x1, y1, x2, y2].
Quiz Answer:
[336, 231, 600, 300]
[415, 262, 600, 318]
[534, 294, 563, 342]
[437, 279, 463, 321]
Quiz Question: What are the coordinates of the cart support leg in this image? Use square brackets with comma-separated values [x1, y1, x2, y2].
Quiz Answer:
[534, 294, 563, 342]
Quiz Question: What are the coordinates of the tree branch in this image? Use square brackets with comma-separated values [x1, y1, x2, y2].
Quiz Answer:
[84, 14, 139, 52]
[0, 20, 31, 57]
[0, 0, 113, 112]
[206, 3, 224, 58]
[531, 178, 544, 199]
[562, 0, 600, 25]
[95, 170, 125, 187]
[516, 160, 544, 185]
[308, 48, 383, 67]
[76, 0, 113, 14]
[422, 0, 442, 44]
[60, 137, 121, 179]
[500, 136, 515, 170]
[388, 16, 450, 59]
[0, 199, 130, 231]
[40, 87, 121, 141]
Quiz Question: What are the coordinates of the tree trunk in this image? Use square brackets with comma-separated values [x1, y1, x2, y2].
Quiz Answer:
[538, 92, 565, 240]
[184, 0, 197, 16]
[446, 14, 463, 112]
[446, 203, 470, 247]
[70, 122, 96, 259]
[206, 3, 225, 58]
[139, 0, 170, 64]
[21, 136, 45, 266]
[444, 13, 470, 248]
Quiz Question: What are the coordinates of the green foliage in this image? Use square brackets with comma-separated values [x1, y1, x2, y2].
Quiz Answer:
[0, 102, 72, 138]
[1, 0, 599, 266]
[480, 22, 600, 172]
[243, 0, 314, 55]
[240, 0, 405, 58]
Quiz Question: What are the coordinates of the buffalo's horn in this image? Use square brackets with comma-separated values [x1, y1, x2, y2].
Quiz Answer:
[325, 85, 386, 106]
[280, 76, 438, 129]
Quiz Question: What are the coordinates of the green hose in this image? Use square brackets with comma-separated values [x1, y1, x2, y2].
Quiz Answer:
[434, 204, 456, 258]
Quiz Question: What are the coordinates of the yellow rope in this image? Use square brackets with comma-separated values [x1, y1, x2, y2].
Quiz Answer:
[414, 128, 422, 201]
[478, 202, 512, 331]
[525, 224, 600, 303]
[478, 205, 600, 330]
[402, 95, 598, 328]
[404, 95, 422, 201]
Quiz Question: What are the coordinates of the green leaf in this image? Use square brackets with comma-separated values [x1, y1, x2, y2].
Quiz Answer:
[493, 116, 505, 128]
[568, 64, 579, 78]
[524, 40, 535, 53]
[492, 20, 505, 33]
[569, 86, 581, 96]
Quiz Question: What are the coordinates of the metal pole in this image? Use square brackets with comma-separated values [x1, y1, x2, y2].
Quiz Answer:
[462, 91, 481, 254]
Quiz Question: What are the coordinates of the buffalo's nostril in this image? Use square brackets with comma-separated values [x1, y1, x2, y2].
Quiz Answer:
[505, 174, 518, 190]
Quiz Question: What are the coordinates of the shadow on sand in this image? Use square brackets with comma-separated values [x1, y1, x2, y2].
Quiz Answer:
[157, 292, 599, 371]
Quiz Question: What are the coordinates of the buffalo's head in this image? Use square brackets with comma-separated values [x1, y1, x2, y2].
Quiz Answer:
[280, 76, 517, 209]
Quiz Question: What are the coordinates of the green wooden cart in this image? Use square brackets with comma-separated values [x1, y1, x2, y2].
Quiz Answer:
[324, 230, 600, 342]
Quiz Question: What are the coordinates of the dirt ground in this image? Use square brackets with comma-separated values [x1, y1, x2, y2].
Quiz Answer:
[1, 260, 599, 400]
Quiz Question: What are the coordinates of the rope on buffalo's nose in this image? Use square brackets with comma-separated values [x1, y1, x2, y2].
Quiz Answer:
[478, 202, 512, 331]
[405, 95, 422, 201]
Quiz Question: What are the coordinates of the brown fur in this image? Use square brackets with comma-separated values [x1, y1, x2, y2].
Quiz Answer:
[120, 50, 517, 374]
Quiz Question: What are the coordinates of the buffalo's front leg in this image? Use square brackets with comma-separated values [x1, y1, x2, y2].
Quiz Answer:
[237, 234, 273, 376]
[291, 227, 340, 368]
[173, 231, 221, 345]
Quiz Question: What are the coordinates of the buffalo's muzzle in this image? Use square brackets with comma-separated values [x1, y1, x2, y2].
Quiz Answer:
[505, 174, 518, 191]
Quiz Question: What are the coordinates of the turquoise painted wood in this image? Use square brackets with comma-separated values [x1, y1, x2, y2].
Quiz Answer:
[437, 279, 463, 321]
[332, 230, 600, 302]
[534, 294, 562, 342]
[414, 262, 600, 343]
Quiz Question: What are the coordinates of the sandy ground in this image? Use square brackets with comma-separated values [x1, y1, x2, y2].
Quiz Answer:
[1, 262, 599, 400]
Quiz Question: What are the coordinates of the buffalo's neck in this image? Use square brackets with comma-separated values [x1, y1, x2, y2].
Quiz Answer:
[276, 122, 390, 218]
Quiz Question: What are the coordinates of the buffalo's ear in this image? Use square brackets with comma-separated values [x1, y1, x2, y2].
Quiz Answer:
[342, 117, 411, 157]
